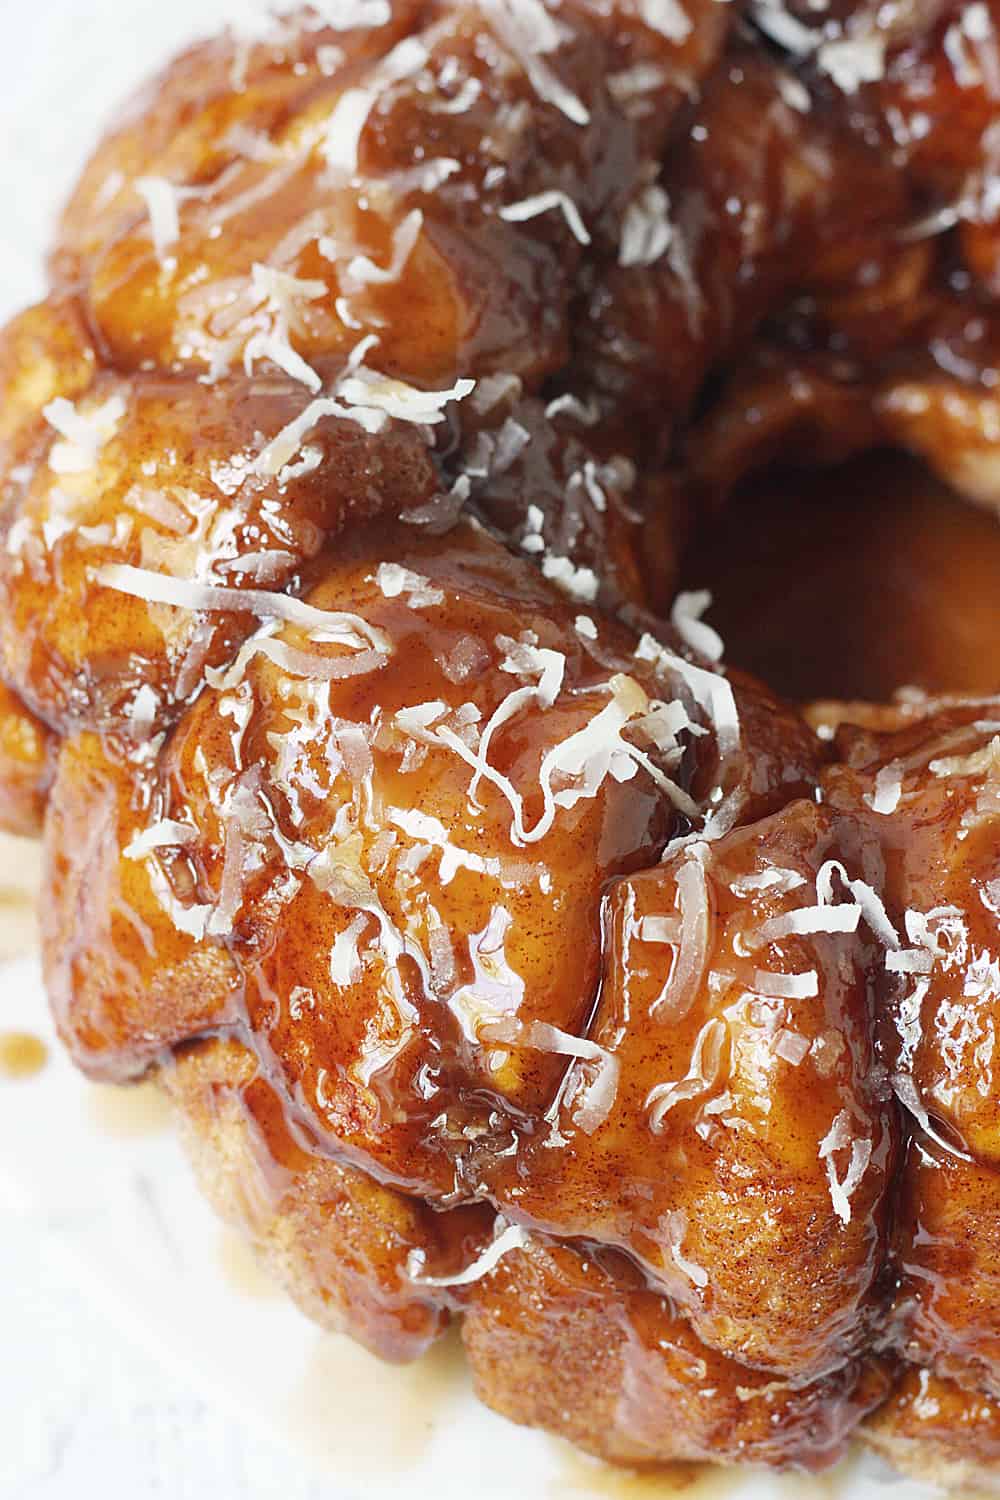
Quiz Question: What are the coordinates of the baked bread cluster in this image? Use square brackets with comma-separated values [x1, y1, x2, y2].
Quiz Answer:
[5, 0, 1000, 1486]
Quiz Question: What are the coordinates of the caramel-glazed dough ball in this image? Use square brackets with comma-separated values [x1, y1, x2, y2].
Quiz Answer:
[11, 0, 1000, 1483]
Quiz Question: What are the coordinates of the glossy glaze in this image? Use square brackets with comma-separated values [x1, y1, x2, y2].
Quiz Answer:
[7, 0, 1000, 1482]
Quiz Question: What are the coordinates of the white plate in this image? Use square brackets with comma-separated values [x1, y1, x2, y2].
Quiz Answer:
[0, 949, 933, 1500]
[0, 5, 948, 1496]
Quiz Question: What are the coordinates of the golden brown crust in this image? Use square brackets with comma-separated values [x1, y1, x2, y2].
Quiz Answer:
[160, 1035, 474, 1361]
[0, 681, 57, 837]
[462, 1237, 892, 1469]
[16, 0, 1000, 1483]
[861, 1366, 1000, 1493]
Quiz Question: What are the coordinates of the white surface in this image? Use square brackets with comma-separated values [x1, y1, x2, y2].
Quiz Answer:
[0, 5, 951, 1498]
[0, 951, 932, 1500]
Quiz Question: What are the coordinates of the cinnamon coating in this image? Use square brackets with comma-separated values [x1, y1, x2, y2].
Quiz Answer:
[10, 0, 1000, 1484]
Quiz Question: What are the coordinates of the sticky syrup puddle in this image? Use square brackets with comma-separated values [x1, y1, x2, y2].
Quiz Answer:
[86, 1077, 173, 1136]
[217, 1228, 281, 1302]
[289, 1323, 859, 1497]
[0, 1030, 47, 1079]
[292, 1325, 469, 1475]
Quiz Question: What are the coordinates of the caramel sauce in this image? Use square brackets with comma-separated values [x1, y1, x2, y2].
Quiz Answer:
[551, 1452, 727, 1499]
[0, 1030, 47, 1079]
[11, 0, 1000, 1485]
[0, 830, 41, 958]
[551, 1453, 848, 1498]
[86, 1077, 173, 1136]
[291, 1326, 468, 1474]
[216, 1229, 280, 1302]
[0, 897, 38, 961]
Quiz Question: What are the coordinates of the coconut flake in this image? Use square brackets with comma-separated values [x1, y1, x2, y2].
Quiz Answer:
[460, 640, 565, 807]
[135, 176, 182, 265]
[303, 0, 392, 28]
[338, 367, 476, 425]
[651, 845, 712, 1021]
[819, 1112, 872, 1225]
[145, 857, 212, 941]
[608, 62, 668, 104]
[930, 735, 1000, 778]
[541, 554, 600, 602]
[885, 948, 936, 975]
[671, 590, 724, 663]
[253, 396, 375, 475]
[661, 1209, 709, 1288]
[323, 37, 429, 173]
[731, 868, 806, 897]
[753, 969, 819, 999]
[375, 562, 445, 608]
[635, 633, 741, 759]
[756, 904, 862, 944]
[324, 87, 379, 172]
[815, 860, 899, 949]
[645, 1016, 726, 1131]
[619, 183, 673, 268]
[330, 912, 371, 987]
[777, 72, 811, 112]
[499, 1019, 620, 1134]
[44, 394, 126, 474]
[124, 820, 197, 860]
[499, 191, 591, 245]
[866, 762, 904, 815]
[816, 33, 887, 92]
[406, 1219, 530, 1288]
[343, 209, 424, 290]
[639, 914, 682, 943]
[244, 330, 324, 391]
[216, 633, 389, 691]
[406, 671, 696, 848]
[478, 0, 590, 125]
[545, 393, 600, 425]
[774, 1029, 811, 1065]
[635, 0, 692, 41]
[751, 0, 817, 54]
[127, 684, 160, 741]
[95, 564, 389, 646]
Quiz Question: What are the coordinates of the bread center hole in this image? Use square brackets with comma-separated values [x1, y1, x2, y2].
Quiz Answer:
[680, 451, 1000, 705]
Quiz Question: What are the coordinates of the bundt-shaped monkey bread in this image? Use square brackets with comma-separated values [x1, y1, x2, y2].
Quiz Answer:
[7, 0, 1000, 1488]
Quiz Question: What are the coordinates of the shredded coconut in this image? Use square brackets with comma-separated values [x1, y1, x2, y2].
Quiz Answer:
[620, 183, 673, 268]
[731, 868, 806, 897]
[94, 565, 390, 650]
[930, 734, 1000, 779]
[135, 176, 182, 264]
[499, 191, 591, 245]
[816, 33, 887, 92]
[651, 845, 712, 1021]
[645, 1016, 726, 1131]
[478, 0, 590, 125]
[815, 860, 899, 949]
[541, 554, 600, 602]
[375, 562, 445, 608]
[866, 762, 904, 815]
[819, 1111, 872, 1225]
[635, 0, 692, 41]
[671, 590, 724, 663]
[406, 1219, 530, 1287]
[756, 904, 862, 944]
[44, 394, 126, 475]
[124, 820, 197, 861]
[752, 969, 819, 999]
